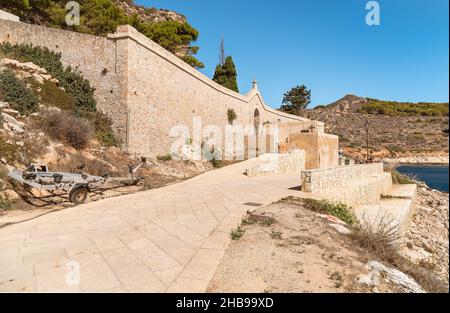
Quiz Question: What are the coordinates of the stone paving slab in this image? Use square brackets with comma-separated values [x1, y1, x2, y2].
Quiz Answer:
[0, 158, 303, 292]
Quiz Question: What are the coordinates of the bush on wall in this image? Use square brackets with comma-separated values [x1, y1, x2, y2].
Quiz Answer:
[227, 108, 237, 125]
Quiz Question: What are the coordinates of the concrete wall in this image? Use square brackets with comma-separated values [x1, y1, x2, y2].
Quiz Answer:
[279, 132, 339, 169]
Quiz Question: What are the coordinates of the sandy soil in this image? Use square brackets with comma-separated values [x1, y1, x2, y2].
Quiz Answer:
[207, 198, 402, 293]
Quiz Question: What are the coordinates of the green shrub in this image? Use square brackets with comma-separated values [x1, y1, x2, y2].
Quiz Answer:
[230, 225, 245, 240]
[0, 43, 119, 146]
[359, 99, 449, 117]
[0, 136, 19, 163]
[303, 198, 356, 225]
[390, 170, 416, 185]
[32, 80, 76, 110]
[386, 145, 404, 153]
[0, 70, 38, 114]
[157, 154, 173, 161]
[81, 110, 120, 147]
[270, 229, 283, 240]
[210, 157, 223, 168]
[227, 108, 237, 124]
[0, 42, 96, 113]
[0, 194, 12, 211]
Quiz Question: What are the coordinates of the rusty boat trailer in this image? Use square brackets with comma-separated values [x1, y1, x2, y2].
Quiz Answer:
[7, 158, 147, 204]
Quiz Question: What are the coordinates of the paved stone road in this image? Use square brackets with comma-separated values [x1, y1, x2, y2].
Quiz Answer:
[0, 159, 301, 292]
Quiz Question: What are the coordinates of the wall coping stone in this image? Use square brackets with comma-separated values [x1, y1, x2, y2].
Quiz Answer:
[108, 25, 310, 123]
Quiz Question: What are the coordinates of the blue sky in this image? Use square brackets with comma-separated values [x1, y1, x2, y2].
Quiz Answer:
[136, 0, 449, 108]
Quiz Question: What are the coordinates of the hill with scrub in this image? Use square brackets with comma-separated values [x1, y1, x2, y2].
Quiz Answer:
[301, 95, 449, 162]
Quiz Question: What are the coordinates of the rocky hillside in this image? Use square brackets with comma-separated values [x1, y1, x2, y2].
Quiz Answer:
[114, 0, 185, 24]
[301, 95, 449, 162]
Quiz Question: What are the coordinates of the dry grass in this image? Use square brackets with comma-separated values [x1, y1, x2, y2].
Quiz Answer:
[351, 213, 401, 257]
[350, 213, 448, 293]
[36, 110, 92, 149]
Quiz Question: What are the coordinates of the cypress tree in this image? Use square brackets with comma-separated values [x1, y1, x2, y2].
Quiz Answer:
[213, 56, 239, 93]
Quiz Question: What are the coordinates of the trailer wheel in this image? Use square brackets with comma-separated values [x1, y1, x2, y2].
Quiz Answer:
[69, 187, 88, 204]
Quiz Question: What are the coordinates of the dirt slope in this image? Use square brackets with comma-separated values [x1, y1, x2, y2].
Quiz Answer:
[208, 193, 449, 293]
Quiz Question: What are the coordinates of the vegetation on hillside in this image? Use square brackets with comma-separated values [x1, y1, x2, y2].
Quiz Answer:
[358, 99, 449, 116]
[213, 56, 239, 92]
[279, 84, 311, 114]
[0, 0, 204, 68]
[0, 69, 38, 115]
[301, 95, 449, 156]
[0, 42, 119, 147]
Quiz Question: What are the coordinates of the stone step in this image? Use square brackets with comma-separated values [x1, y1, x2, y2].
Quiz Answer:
[355, 195, 416, 245]
[382, 184, 417, 200]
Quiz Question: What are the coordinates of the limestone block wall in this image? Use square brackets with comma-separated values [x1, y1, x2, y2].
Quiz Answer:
[0, 19, 129, 142]
[301, 163, 386, 193]
[301, 163, 393, 209]
[245, 150, 306, 177]
[0, 20, 337, 160]
[110, 25, 313, 157]
[320, 172, 393, 209]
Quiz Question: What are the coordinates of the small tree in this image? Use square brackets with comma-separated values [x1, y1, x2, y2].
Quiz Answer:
[227, 108, 237, 125]
[213, 56, 239, 93]
[279, 85, 311, 115]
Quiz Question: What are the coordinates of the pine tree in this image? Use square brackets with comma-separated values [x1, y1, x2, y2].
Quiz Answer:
[279, 85, 311, 115]
[213, 56, 239, 93]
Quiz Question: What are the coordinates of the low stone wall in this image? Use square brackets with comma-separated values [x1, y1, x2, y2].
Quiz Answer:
[0, 10, 19, 22]
[301, 163, 394, 210]
[246, 150, 305, 177]
[321, 172, 393, 209]
[301, 163, 385, 193]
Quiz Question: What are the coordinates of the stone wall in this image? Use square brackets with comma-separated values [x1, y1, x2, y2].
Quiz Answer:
[301, 163, 386, 193]
[301, 163, 393, 209]
[0, 19, 128, 141]
[245, 150, 306, 177]
[110, 25, 314, 157]
[0, 19, 339, 162]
